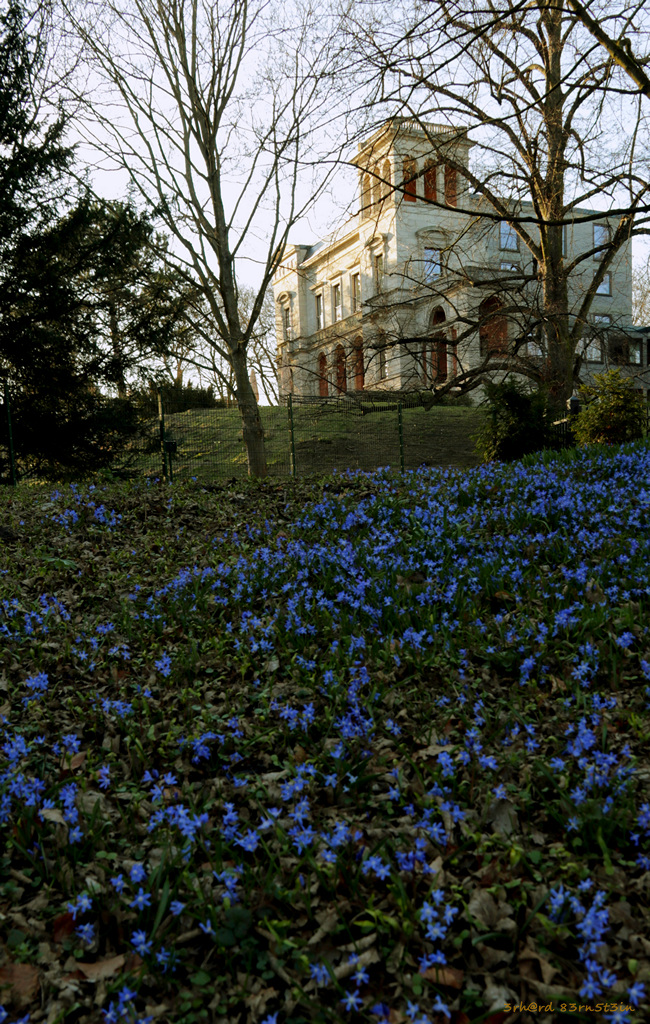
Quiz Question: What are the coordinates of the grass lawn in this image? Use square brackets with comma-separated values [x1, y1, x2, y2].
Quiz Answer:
[0, 441, 649, 1024]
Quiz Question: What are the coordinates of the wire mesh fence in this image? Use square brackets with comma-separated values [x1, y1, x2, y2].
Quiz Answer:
[108, 390, 290, 483]
[287, 393, 484, 477]
[5, 384, 649, 486]
[118, 390, 486, 483]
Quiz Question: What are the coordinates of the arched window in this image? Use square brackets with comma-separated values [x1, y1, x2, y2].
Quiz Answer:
[430, 307, 447, 381]
[444, 165, 457, 207]
[354, 341, 364, 391]
[479, 296, 508, 357]
[424, 160, 437, 202]
[381, 159, 391, 200]
[335, 344, 347, 393]
[362, 174, 372, 216]
[318, 353, 328, 397]
[402, 157, 417, 202]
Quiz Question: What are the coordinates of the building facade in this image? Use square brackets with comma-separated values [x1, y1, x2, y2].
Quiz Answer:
[273, 119, 648, 401]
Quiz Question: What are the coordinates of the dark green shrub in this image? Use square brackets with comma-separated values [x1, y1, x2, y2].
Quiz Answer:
[131, 381, 224, 416]
[573, 369, 646, 446]
[474, 378, 553, 463]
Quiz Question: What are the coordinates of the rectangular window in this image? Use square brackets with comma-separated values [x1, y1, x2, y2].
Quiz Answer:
[629, 341, 642, 365]
[315, 293, 323, 331]
[424, 247, 441, 282]
[379, 348, 387, 380]
[500, 221, 518, 251]
[596, 273, 611, 295]
[500, 262, 519, 272]
[351, 273, 361, 312]
[585, 314, 609, 362]
[374, 254, 384, 293]
[594, 224, 610, 259]
[526, 338, 544, 359]
[584, 337, 603, 362]
[424, 161, 437, 202]
[403, 158, 417, 202]
[282, 306, 291, 342]
[332, 283, 342, 322]
[444, 165, 457, 207]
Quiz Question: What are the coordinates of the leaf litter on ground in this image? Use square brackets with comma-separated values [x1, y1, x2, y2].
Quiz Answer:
[0, 448, 649, 1024]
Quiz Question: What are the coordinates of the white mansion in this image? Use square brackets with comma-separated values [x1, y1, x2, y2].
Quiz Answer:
[273, 119, 648, 401]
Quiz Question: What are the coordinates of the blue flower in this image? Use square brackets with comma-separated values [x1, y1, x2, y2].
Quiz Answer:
[76, 923, 95, 946]
[627, 981, 646, 1008]
[131, 930, 152, 956]
[309, 962, 330, 986]
[341, 990, 363, 1011]
[155, 652, 172, 677]
[130, 863, 147, 883]
[130, 888, 152, 911]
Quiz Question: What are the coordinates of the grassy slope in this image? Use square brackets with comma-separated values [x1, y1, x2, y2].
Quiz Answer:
[0, 444, 649, 1024]
[122, 406, 485, 482]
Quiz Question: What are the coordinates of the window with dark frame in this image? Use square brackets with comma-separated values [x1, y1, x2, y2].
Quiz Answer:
[585, 315, 609, 363]
[593, 224, 610, 259]
[500, 221, 518, 251]
[596, 273, 611, 296]
[315, 293, 323, 331]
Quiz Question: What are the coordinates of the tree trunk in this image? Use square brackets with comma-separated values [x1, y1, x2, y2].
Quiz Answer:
[540, 1, 572, 418]
[543, 272, 573, 415]
[231, 345, 267, 477]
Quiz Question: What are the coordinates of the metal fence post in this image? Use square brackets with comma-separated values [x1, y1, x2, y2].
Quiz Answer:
[157, 387, 167, 482]
[3, 380, 16, 486]
[288, 393, 297, 478]
[397, 401, 404, 473]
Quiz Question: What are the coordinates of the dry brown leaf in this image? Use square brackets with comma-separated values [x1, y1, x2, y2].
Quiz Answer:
[52, 911, 76, 943]
[414, 742, 453, 761]
[40, 807, 66, 825]
[60, 749, 87, 770]
[244, 986, 278, 1014]
[76, 955, 126, 981]
[468, 889, 499, 929]
[423, 964, 464, 989]
[0, 963, 40, 1008]
[518, 947, 557, 986]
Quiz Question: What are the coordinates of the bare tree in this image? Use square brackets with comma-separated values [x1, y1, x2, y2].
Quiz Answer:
[62, 0, 345, 475]
[564, 0, 650, 97]
[341, 0, 650, 411]
[184, 286, 279, 404]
